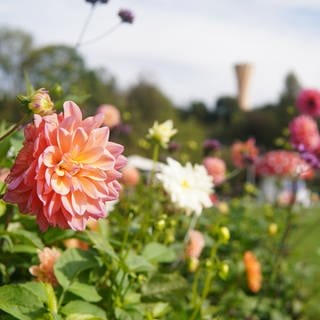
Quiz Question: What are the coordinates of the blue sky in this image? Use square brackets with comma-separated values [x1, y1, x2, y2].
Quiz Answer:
[1, 0, 320, 108]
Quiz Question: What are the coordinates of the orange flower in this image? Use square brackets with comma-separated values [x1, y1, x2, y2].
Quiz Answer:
[29, 247, 61, 286]
[63, 238, 89, 250]
[185, 230, 205, 259]
[231, 138, 259, 168]
[243, 251, 262, 293]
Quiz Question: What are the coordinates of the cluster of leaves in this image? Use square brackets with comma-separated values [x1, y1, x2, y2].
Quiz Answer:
[0, 158, 318, 319]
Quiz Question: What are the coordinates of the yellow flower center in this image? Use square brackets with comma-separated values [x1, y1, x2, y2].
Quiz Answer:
[181, 179, 190, 189]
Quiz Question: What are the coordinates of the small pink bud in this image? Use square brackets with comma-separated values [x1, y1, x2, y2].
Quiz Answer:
[28, 88, 55, 116]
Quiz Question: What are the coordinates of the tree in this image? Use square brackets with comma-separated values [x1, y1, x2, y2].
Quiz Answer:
[279, 72, 302, 107]
[21, 45, 86, 93]
[0, 28, 33, 94]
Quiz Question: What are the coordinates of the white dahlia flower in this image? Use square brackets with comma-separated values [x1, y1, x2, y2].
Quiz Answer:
[157, 158, 214, 215]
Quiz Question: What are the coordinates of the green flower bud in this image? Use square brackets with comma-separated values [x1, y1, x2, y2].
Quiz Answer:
[205, 259, 213, 269]
[187, 257, 199, 272]
[220, 226, 230, 243]
[268, 223, 278, 236]
[219, 262, 229, 279]
[28, 88, 55, 116]
[155, 219, 166, 231]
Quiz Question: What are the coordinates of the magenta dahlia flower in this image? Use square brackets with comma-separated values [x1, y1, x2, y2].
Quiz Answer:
[4, 101, 127, 231]
[296, 89, 320, 117]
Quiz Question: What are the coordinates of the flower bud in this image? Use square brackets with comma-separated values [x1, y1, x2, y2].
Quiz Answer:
[268, 223, 278, 236]
[217, 201, 229, 214]
[187, 257, 199, 272]
[165, 231, 175, 244]
[205, 259, 213, 269]
[219, 262, 229, 279]
[28, 88, 55, 116]
[155, 219, 166, 231]
[220, 226, 230, 243]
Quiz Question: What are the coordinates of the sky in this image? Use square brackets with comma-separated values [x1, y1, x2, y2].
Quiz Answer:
[1, 0, 320, 108]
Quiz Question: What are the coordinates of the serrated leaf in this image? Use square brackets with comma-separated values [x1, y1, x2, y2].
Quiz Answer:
[66, 315, 103, 320]
[86, 231, 118, 261]
[61, 301, 106, 320]
[0, 284, 47, 320]
[125, 252, 155, 273]
[42, 228, 76, 244]
[68, 282, 102, 302]
[10, 245, 37, 254]
[54, 249, 98, 288]
[142, 273, 188, 302]
[142, 242, 176, 264]
[8, 230, 44, 249]
[20, 282, 48, 304]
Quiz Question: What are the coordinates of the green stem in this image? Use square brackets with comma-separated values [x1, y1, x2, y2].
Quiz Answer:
[0, 115, 29, 142]
[224, 168, 243, 182]
[44, 283, 58, 315]
[190, 244, 217, 320]
[149, 143, 160, 185]
[191, 268, 201, 307]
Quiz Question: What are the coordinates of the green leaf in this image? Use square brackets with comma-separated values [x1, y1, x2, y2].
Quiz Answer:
[0, 284, 47, 320]
[61, 300, 107, 320]
[20, 282, 48, 304]
[8, 229, 44, 249]
[86, 231, 118, 261]
[68, 282, 102, 302]
[142, 242, 176, 264]
[10, 244, 37, 254]
[142, 273, 188, 302]
[66, 315, 103, 320]
[42, 228, 75, 244]
[125, 252, 155, 273]
[54, 249, 98, 288]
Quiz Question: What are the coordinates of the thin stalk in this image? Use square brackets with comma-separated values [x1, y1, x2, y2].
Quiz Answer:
[0, 114, 29, 142]
[190, 244, 217, 320]
[75, 3, 97, 48]
[78, 22, 122, 47]
[149, 143, 160, 185]
[224, 168, 243, 182]
[184, 214, 198, 244]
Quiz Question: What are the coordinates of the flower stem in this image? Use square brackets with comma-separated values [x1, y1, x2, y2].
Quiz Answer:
[0, 115, 29, 142]
[75, 3, 97, 48]
[149, 143, 160, 185]
[190, 244, 217, 320]
[78, 22, 122, 47]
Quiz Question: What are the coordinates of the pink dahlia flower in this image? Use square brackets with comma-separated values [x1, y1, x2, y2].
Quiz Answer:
[4, 101, 127, 231]
[256, 150, 314, 180]
[185, 230, 205, 259]
[29, 247, 61, 286]
[96, 104, 121, 129]
[231, 138, 259, 168]
[296, 89, 320, 117]
[120, 165, 140, 187]
[289, 115, 320, 152]
[203, 156, 226, 185]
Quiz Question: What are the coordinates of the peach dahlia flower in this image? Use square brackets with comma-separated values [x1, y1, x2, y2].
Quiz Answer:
[4, 101, 127, 231]
[29, 247, 61, 286]
[185, 230, 205, 259]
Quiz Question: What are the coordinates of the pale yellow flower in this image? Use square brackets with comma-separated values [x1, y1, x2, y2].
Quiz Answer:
[148, 120, 177, 148]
